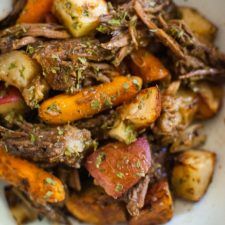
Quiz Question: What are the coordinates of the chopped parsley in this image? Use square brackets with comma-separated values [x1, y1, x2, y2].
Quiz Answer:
[82, 9, 89, 17]
[115, 183, 123, 192]
[116, 172, 125, 179]
[123, 82, 130, 90]
[91, 99, 101, 110]
[30, 134, 36, 143]
[47, 103, 61, 114]
[96, 25, 108, 33]
[57, 127, 64, 135]
[44, 177, 56, 186]
[95, 152, 106, 168]
[26, 45, 35, 54]
[19, 65, 26, 78]
[8, 62, 17, 70]
[108, 19, 121, 26]
[78, 57, 87, 64]
[103, 96, 112, 108]
[44, 191, 53, 199]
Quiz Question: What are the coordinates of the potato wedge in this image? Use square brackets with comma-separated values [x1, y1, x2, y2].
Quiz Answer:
[85, 137, 151, 198]
[194, 82, 223, 119]
[179, 6, 217, 43]
[52, 0, 108, 37]
[0, 146, 65, 205]
[171, 150, 216, 201]
[109, 87, 161, 144]
[66, 185, 127, 225]
[131, 48, 170, 82]
[0, 51, 49, 108]
[39, 76, 142, 125]
[129, 180, 173, 225]
[119, 87, 161, 129]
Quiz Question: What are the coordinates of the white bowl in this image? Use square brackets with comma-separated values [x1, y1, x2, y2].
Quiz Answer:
[0, 0, 225, 225]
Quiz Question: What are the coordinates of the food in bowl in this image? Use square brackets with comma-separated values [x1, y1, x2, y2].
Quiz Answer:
[0, 0, 224, 224]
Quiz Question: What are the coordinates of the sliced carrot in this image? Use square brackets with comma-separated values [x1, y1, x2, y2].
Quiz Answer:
[17, 0, 54, 23]
[0, 146, 65, 205]
[39, 76, 142, 125]
[131, 48, 170, 82]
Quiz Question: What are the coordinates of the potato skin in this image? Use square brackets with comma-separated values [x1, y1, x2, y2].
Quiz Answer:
[179, 6, 217, 43]
[52, 0, 108, 37]
[171, 150, 216, 202]
[66, 186, 127, 225]
[85, 137, 151, 198]
[129, 180, 173, 225]
[39, 76, 142, 125]
[0, 84, 27, 117]
[0, 147, 65, 205]
[195, 82, 223, 119]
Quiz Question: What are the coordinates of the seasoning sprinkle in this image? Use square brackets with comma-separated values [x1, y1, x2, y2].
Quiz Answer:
[95, 152, 106, 168]
[115, 183, 123, 192]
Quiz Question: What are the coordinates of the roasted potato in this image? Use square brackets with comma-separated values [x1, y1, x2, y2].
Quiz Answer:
[5, 186, 38, 225]
[0, 84, 27, 119]
[118, 87, 161, 129]
[109, 87, 161, 144]
[0, 51, 49, 108]
[0, 146, 65, 205]
[193, 82, 223, 119]
[171, 150, 216, 202]
[157, 87, 199, 134]
[131, 48, 170, 82]
[179, 6, 217, 43]
[129, 180, 173, 225]
[52, 0, 108, 37]
[85, 137, 151, 198]
[39, 76, 142, 125]
[66, 185, 127, 225]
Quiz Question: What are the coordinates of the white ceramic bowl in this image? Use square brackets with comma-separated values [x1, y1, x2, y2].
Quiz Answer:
[0, 0, 225, 225]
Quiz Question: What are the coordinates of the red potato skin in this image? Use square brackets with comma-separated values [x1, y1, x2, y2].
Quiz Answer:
[85, 137, 151, 198]
[0, 84, 22, 104]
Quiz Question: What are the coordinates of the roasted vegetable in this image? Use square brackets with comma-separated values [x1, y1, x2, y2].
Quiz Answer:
[109, 87, 161, 144]
[5, 186, 38, 225]
[192, 82, 223, 119]
[85, 137, 151, 198]
[0, 146, 65, 205]
[179, 6, 217, 43]
[17, 0, 54, 23]
[131, 49, 170, 82]
[171, 150, 216, 202]
[52, 0, 108, 37]
[66, 185, 127, 225]
[129, 180, 173, 225]
[0, 84, 27, 119]
[0, 51, 49, 108]
[39, 76, 142, 125]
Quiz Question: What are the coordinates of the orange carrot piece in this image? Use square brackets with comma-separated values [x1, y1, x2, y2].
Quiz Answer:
[39, 76, 142, 125]
[0, 146, 65, 205]
[17, 0, 54, 23]
[131, 48, 170, 82]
